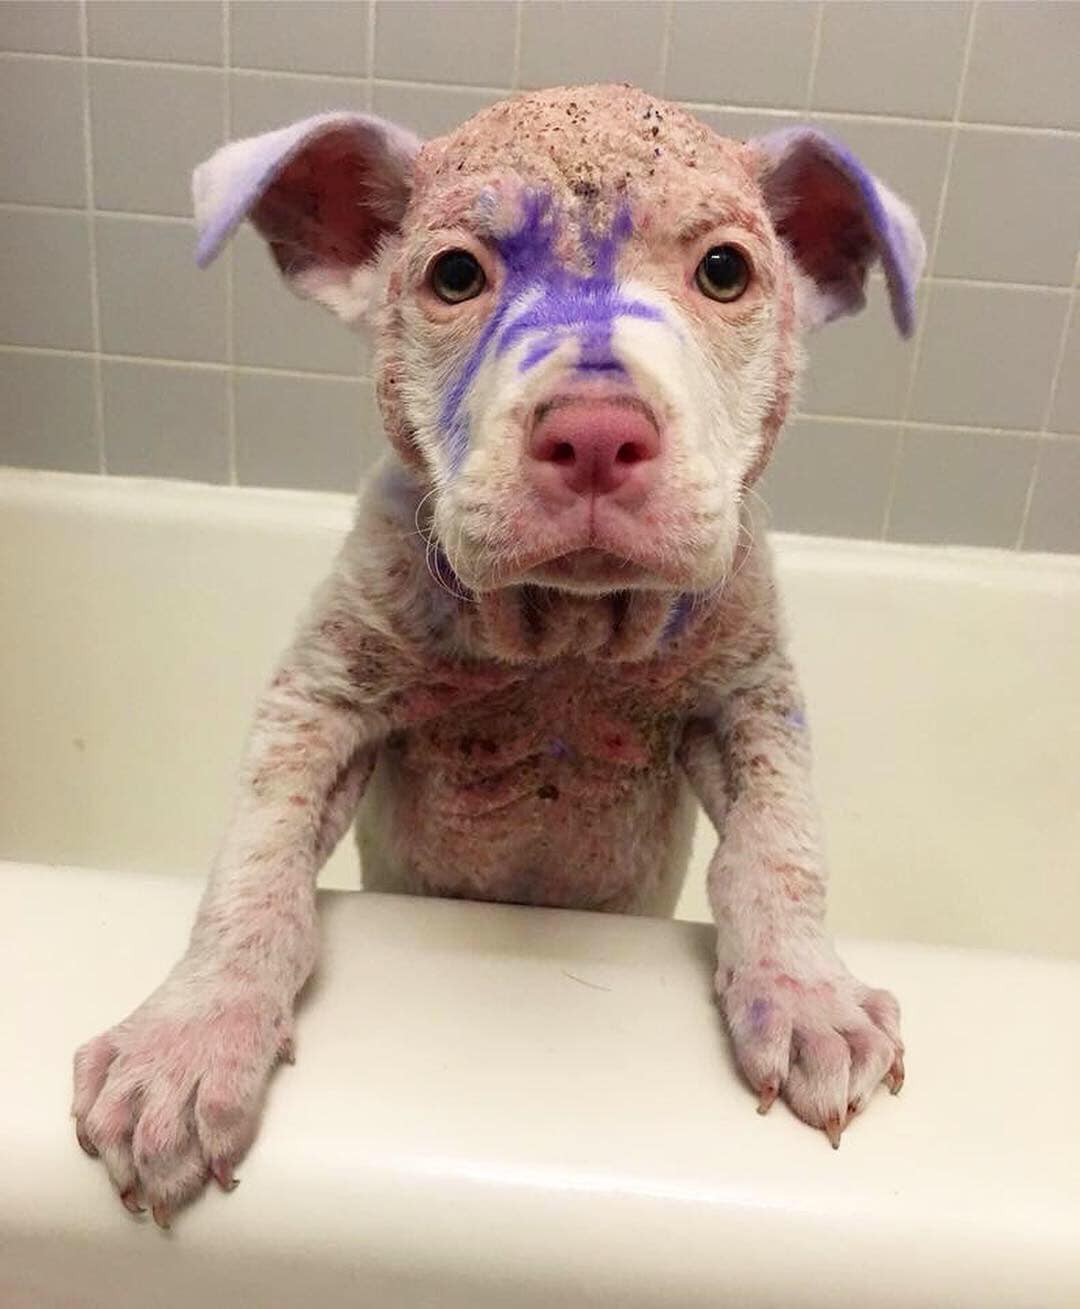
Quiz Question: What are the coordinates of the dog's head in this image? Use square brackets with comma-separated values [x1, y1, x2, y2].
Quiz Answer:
[195, 85, 924, 596]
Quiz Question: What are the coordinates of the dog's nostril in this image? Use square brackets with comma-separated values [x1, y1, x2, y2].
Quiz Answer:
[551, 441, 576, 465]
[616, 441, 648, 465]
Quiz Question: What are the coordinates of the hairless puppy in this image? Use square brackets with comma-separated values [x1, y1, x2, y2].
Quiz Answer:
[73, 85, 925, 1226]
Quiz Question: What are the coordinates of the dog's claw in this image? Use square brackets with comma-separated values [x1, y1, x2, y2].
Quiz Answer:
[886, 1053, 905, 1095]
[756, 1082, 780, 1115]
[76, 1124, 99, 1158]
[151, 1203, 171, 1230]
[824, 1115, 844, 1149]
[211, 1159, 240, 1192]
[119, 1187, 144, 1215]
[278, 1036, 296, 1066]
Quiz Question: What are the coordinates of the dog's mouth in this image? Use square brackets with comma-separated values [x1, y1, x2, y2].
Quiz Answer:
[525, 547, 654, 590]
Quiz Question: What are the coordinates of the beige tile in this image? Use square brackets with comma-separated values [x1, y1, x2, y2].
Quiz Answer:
[374, 0, 515, 88]
[800, 281, 923, 421]
[0, 57, 86, 206]
[809, 118, 950, 244]
[230, 71, 369, 138]
[886, 427, 1036, 547]
[0, 209, 93, 349]
[1049, 309, 1080, 436]
[961, 2, 1080, 131]
[371, 80, 501, 139]
[519, 1, 666, 93]
[756, 416, 898, 539]
[103, 359, 228, 481]
[91, 63, 224, 216]
[1022, 438, 1080, 554]
[689, 106, 800, 143]
[666, 2, 817, 109]
[96, 216, 227, 361]
[0, 351, 97, 472]
[935, 130, 1080, 287]
[235, 372, 376, 492]
[87, 0, 223, 65]
[0, 2, 80, 54]
[231, 1, 370, 76]
[909, 284, 1069, 430]
[233, 227, 370, 375]
[812, 1, 970, 120]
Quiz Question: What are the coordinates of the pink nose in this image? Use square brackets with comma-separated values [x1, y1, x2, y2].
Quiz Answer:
[527, 397, 660, 504]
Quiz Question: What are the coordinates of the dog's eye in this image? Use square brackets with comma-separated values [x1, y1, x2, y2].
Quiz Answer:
[430, 250, 486, 304]
[695, 245, 751, 303]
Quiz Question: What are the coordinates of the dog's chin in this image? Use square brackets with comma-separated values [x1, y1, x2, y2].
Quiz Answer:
[523, 548, 664, 594]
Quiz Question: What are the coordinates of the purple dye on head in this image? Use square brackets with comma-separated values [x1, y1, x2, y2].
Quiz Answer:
[438, 193, 663, 469]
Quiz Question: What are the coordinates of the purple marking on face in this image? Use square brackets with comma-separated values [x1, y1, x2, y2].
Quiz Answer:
[662, 593, 694, 643]
[438, 192, 663, 469]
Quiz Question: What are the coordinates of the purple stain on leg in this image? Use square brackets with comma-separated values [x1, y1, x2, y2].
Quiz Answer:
[748, 997, 772, 1034]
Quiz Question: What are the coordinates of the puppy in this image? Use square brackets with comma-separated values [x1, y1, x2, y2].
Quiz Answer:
[73, 85, 924, 1225]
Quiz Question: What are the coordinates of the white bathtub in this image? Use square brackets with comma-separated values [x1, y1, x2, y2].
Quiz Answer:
[2, 467, 1079, 1307]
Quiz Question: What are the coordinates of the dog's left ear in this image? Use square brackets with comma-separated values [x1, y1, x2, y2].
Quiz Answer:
[192, 111, 421, 325]
[752, 127, 926, 337]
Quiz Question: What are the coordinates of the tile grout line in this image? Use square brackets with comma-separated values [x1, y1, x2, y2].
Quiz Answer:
[365, 0, 376, 109]
[2, 50, 1079, 139]
[803, 2, 825, 112]
[656, 0, 675, 97]
[881, 0, 979, 543]
[510, 0, 522, 90]
[222, 0, 238, 486]
[1015, 261, 1079, 548]
[76, 0, 106, 475]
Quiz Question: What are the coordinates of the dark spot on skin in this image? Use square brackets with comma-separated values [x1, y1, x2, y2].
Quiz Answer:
[537, 784, 559, 801]
[651, 125, 659, 138]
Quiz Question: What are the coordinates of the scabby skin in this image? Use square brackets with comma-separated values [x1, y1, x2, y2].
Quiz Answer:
[76, 85, 922, 1223]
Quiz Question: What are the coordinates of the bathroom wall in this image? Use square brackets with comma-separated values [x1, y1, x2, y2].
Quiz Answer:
[1, 0, 1078, 551]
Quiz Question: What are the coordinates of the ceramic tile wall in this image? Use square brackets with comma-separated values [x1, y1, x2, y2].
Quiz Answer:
[1, 0, 1077, 550]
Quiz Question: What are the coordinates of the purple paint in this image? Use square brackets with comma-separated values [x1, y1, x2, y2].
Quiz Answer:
[548, 739, 570, 760]
[439, 191, 663, 469]
[786, 708, 806, 730]
[748, 997, 772, 1033]
[662, 593, 694, 642]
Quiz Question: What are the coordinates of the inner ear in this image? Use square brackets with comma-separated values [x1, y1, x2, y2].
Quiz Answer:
[253, 127, 409, 279]
[753, 127, 926, 337]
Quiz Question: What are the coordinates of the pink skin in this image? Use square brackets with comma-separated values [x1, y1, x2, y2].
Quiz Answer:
[75, 85, 918, 1222]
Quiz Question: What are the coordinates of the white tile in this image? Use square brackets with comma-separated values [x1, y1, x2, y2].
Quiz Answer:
[688, 106, 800, 143]
[800, 281, 923, 422]
[0, 209, 93, 350]
[1022, 438, 1080, 554]
[230, 71, 369, 139]
[235, 372, 376, 491]
[96, 216, 227, 361]
[812, 1, 970, 120]
[91, 63, 224, 216]
[518, 1, 666, 93]
[371, 80, 501, 139]
[233, 226, 370, 375]
[0, 2, 80, 54]
[1049, 309, 1080, 436]
[909, 283, 1069, 431]
[374, 0, 515, 88]
[87, 0, 223, 65]
[886, 427, 1036, 547]
[231, 1, 370, 76]
[756, 416, 898, 539]
[103, 360, 229, 482]
[0, 351, 97, 472]
[935, 130, 1080, 288]
[667, 2, 817, 109]
[962, 2, 1080, 130]
[0, 57, 86, 207]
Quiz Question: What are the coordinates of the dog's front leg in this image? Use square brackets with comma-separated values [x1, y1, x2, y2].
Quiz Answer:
[681, 651, 903, 1147]
[72, 613, 393, 1224]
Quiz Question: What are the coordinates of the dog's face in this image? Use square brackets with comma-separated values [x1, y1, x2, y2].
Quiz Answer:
[195, 86, 924, 595]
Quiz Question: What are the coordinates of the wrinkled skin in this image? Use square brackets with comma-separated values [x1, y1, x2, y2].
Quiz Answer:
[75, 85, 921, 1223]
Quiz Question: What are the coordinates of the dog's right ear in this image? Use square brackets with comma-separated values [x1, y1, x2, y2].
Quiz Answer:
[193, 112, 421, 325]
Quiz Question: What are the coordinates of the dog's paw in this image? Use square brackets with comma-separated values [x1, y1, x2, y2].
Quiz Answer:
[720, 946, 903, 1147]
[72, 979, 294, 1226]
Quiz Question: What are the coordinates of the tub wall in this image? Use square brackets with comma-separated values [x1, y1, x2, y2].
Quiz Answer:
[3, 469, 1078, 958]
